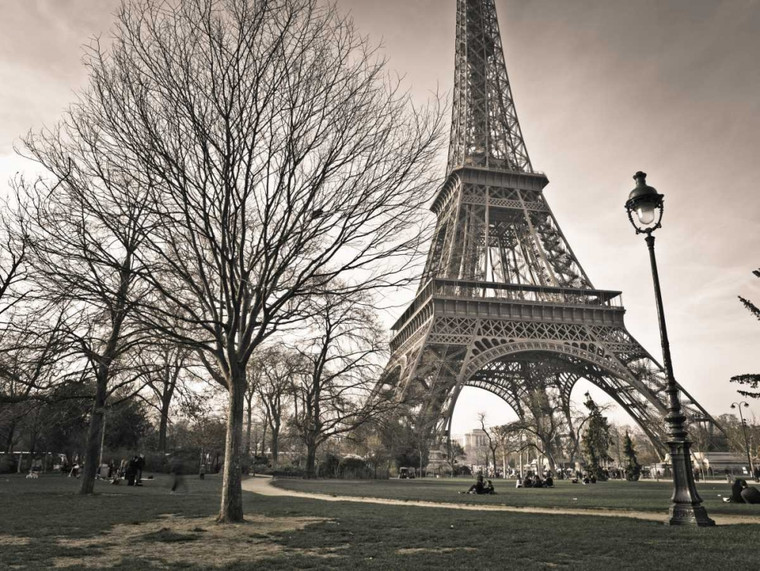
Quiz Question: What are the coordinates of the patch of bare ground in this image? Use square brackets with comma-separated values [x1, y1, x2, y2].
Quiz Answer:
[0, 536, 31, 547]
[396, 547, 478, 555]
[51, 513, 332, 569]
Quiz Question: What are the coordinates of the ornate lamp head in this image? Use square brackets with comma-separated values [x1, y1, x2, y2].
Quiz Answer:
[626, 171, 664, 234]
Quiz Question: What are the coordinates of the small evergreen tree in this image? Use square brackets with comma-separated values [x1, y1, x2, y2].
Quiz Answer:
[730, 274, 760, 399]
[581, 393, 612, 480]
[623, 432, 642, 482]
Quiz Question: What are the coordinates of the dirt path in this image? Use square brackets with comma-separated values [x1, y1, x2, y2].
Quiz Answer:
[242, 476, 760, 526]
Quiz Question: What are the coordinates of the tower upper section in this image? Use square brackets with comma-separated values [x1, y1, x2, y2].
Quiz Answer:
[448, 0, 533, 175]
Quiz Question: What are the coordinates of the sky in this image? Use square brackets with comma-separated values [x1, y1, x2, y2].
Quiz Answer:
[1, 0, 758, 437]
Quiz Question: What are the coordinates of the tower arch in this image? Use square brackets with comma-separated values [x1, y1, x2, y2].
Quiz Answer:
[445, 344, 671, 457]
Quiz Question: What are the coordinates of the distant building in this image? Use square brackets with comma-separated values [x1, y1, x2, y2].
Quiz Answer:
[463, 428, 488, 452]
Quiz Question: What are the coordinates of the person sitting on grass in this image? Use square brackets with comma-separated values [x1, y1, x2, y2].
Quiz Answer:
[723, 478, 747, 503]
[544, 474, 554, 488]
[460, 473, 486, 494]
[485, 480, 496, 494]
[515, 477, 523, 489]
[742, 482, 760, 504]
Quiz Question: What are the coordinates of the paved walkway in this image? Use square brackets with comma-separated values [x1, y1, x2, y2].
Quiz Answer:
[242, 476, 760, 526]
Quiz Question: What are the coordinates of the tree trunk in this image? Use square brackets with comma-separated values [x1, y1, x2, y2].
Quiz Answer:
[270, 421, 280, 468]
[564, 406, 579, 465]
[30, 425, 38, 456]
[245, 393, 253, 457]
[540, 438, 557, 474]
[158, 358, 177, 453]
[218, 374, 246, 523]
[80, 378, 107, 495]
[158, 398, 170, 453]
[261, 421, 268, 458]
[305, 438, 318, 479]
[5, 418, 16, 454]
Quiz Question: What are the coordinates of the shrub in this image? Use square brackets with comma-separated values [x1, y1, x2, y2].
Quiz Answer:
[338, 457, 373, 480]
[274, 466, 306, 478]
[317, 454, 341, 478]
[0, 455, 17, 474]
[454, 465, 472, 477]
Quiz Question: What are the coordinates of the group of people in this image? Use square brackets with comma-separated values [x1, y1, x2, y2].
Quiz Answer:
[571, 472, 597, 485]
[103, 455, 145, 486]
[724, 478, 760, 504]
[106, 455, 189, 493]
[461, 471, 562, 493]
[457, 470, 760, 510]
[515, 471, 554, 489]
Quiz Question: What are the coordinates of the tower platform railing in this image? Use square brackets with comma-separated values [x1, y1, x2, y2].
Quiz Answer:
[433, 279, 623, 307]
[392, 278, 623, 332]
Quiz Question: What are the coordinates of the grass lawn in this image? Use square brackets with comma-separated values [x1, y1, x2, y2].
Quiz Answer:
[273, 476, 760, 516]
[0, 473, 758, 569]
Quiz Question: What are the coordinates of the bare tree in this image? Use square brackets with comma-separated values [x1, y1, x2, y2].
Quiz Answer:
[254, 347, 296, 468]
[0, 214, 27, 320]
[138, 343, 191, 453]
[16, 99, 154, 494]
[442, 438, 465, 477]
[509, 387, 565, 471]
[73, 0, 443, 520]
[0, 211, 83, 456]
[244, 362, 262, 459]
[563, 398, 614, 469]
[491, 424, 524, 476]
[477, 412, 499, 475]
[289, 291, 389, 478]
[0, 310, 74, 453]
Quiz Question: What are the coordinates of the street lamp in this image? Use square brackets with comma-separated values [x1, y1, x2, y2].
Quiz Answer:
[625, 171, 715, 527]
[731, 401, 756, 481]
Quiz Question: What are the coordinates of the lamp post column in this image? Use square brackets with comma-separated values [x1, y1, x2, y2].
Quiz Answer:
[644, 235, 715, 526]
[626, 172, 715, 526]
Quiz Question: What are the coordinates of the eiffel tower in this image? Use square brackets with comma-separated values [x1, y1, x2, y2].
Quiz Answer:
[382, 0, 724, 463]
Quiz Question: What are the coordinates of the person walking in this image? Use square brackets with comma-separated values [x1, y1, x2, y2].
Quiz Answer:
[170, 457, 187, 493]
[135, 455, 145, 485]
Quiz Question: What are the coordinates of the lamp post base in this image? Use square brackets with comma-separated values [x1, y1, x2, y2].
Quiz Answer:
[666, 504, 715, 527]
[666, 439, 716, 527]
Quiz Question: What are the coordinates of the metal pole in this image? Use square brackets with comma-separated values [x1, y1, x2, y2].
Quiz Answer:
[645, 234, 714, 526]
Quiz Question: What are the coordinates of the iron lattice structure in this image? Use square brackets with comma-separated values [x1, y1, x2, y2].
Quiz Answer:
[381, 0, 724, 461]
[448, 0, 532, 174]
